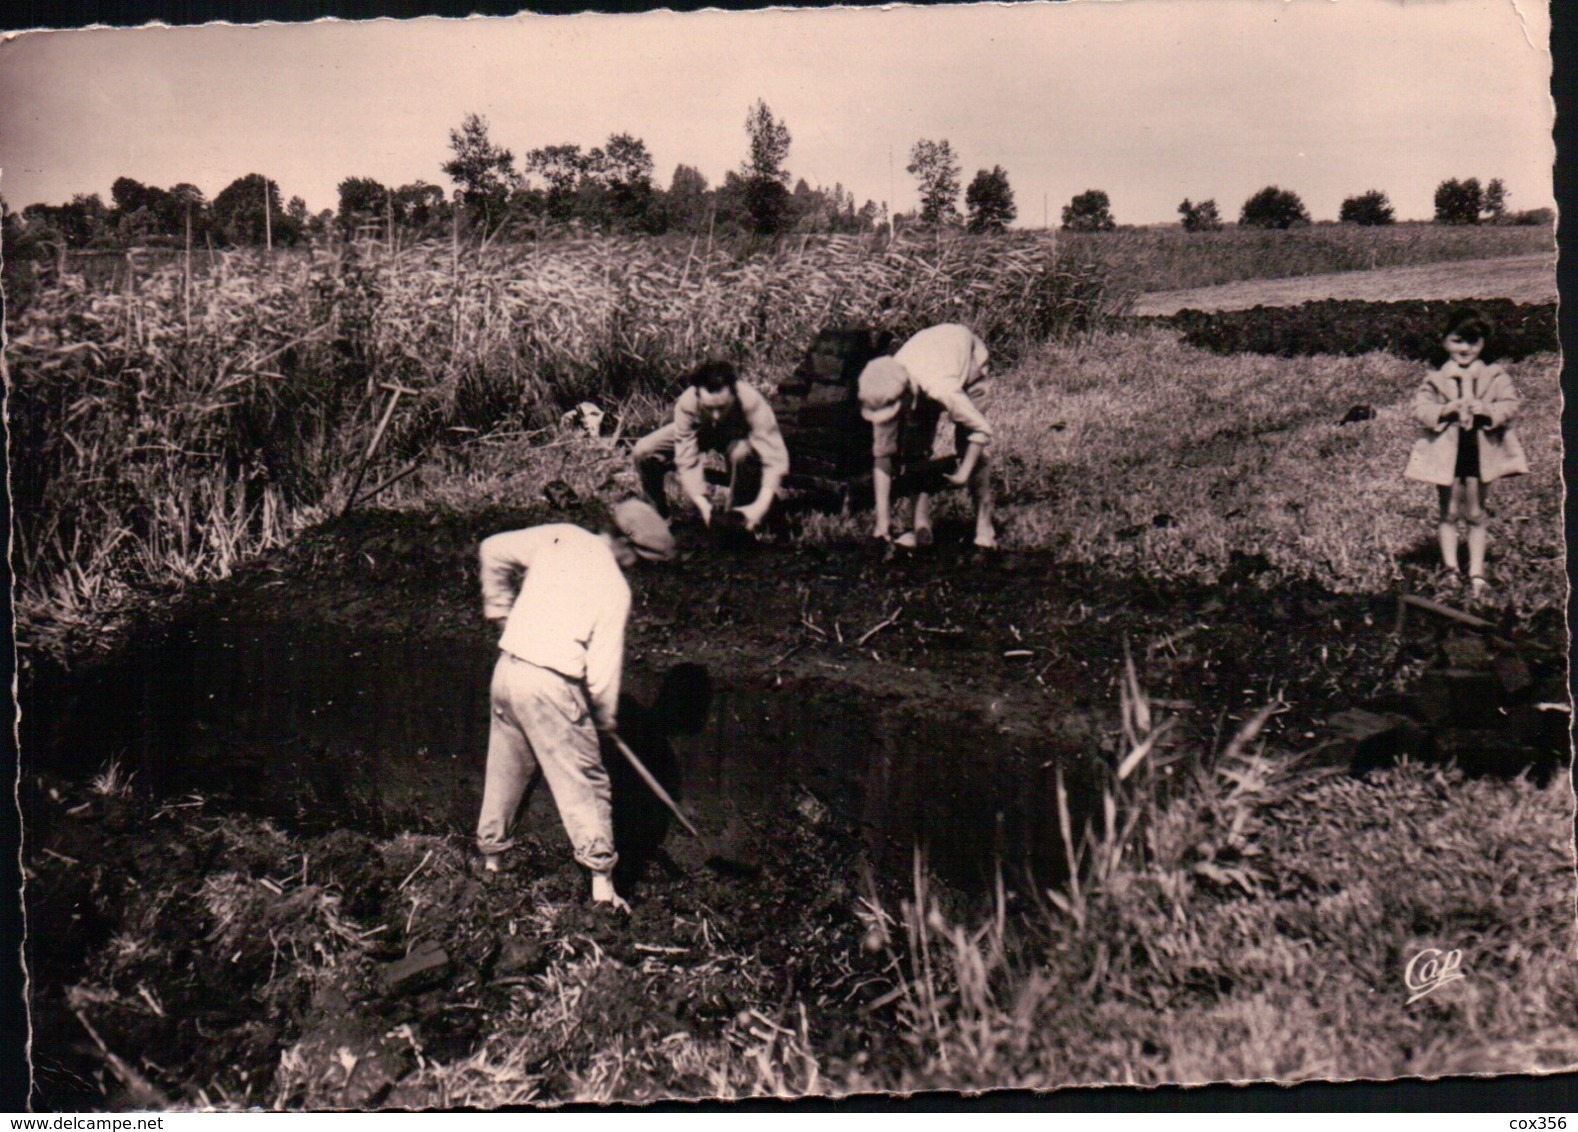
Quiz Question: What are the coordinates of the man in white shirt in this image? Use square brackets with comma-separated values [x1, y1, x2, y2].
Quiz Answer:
[475, 499, 675, 911]
[857, 323, 997, 549]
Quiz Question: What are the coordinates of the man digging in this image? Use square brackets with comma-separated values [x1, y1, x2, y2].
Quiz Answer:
[474, 499, 675, 912]
[857, 322, 997, 550]
[633, 358, 790, 533]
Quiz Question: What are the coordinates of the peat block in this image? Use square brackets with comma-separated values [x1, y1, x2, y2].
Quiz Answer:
[1167, 299, 1558, 361]
[1432, 728, 1531, 777]
[1325, 708, 1431, 774]
[1417, 668, 1505, 729]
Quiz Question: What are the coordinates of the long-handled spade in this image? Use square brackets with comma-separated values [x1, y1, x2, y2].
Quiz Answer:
[609, 733, 760, 878]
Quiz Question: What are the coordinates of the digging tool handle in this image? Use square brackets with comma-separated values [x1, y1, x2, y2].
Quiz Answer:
[610, 733, 703, 840]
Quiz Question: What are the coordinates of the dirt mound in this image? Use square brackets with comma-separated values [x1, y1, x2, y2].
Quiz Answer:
[1155, 299, 1556, 361]
[23, 769, 882, 1108]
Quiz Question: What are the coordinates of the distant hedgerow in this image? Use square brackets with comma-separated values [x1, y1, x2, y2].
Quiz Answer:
[1163, 299, 1557, 362]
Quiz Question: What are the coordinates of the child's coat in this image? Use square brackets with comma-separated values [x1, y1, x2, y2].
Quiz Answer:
[1403, 359, 1528, 486]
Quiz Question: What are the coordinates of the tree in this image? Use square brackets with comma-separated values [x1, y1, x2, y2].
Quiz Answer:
[1338, 190, 1395, 226]
[587, 133, 656, 231]
[742, 100, 791, 185]
[907, 139, 962, 226]
[442, 113, 520, 228]
[110, 176, 157, 216]
[1238, 185, 1309, 229]
[1062, 189, 1116, 232]
[743, 178, 792, 238]
[64, 193, 112, 246]
[337, 176, 390, 231]
[964, 166, 1016, 232]
[1483, 178, 1508, 221]
[1509, 206, 1553, 228]
[740, 100, 793, 235]
[663, 164, 711, 233]
[593, 133, 655, 190]
[392, 182, 447, 232]
[711, 170, 752, 233]
[161, 183, 209, 244]
[789, 180, 879, 234]
[1433, 177, 1483, 225]
[213, 174, 271, 245]
[106, 177, 180, 242]
[525, 143, 591, 222]
[1177, 197, 1223, 232]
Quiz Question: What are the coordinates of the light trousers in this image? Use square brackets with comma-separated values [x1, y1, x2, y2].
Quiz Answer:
[476, 653, 617, 873]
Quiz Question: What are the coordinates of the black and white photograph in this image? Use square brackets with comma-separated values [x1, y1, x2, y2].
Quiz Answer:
[2, 0, 1571, 1109]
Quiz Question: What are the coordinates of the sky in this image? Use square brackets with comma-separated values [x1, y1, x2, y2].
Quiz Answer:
[0, 0, 1557, 226]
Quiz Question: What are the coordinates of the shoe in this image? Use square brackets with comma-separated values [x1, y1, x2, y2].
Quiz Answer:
[973, 534, 998, 551]
[912, 525, 934, 549]
[894, 531, 917, 549]
[1468, 574, 1490, 598]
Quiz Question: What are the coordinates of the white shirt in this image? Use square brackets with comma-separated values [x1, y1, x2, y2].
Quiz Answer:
[870, 323, 994, 459]
[479, 524, 630, 729]
[893, 323, 993, 446]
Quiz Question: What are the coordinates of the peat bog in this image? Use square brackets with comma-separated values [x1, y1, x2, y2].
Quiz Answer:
[21, 500, 1569, 1107]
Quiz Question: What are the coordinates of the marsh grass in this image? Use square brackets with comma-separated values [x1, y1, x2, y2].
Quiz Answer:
[850, 667, 1578, 1091]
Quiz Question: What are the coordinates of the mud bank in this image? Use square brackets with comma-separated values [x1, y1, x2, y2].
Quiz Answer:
[23, 503, 1569, 887]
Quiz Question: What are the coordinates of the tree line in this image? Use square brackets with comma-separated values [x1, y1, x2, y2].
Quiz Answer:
[3, 102, 1017, 253]
[4, 96, 1553, 254]
[6, 102, 881, 253]
[1073, 178, 1549, 233]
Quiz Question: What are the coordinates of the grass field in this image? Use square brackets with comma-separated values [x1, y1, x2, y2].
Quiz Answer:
[847, 750, 1577, 1090]
[1133, 253, 1559, 316]
[741, 326, 1563, 614]
[1061, 222, 1552, 295]
[993, 329, 1565, 610]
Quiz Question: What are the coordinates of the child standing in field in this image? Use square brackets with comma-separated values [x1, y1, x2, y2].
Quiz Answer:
[1404, 308, 1527, 595]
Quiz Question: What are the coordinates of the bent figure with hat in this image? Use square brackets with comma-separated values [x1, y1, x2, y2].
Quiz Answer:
[633, 359, 790, 532]
[858, 322, 997, 550]
[474, 499, 675, 912]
